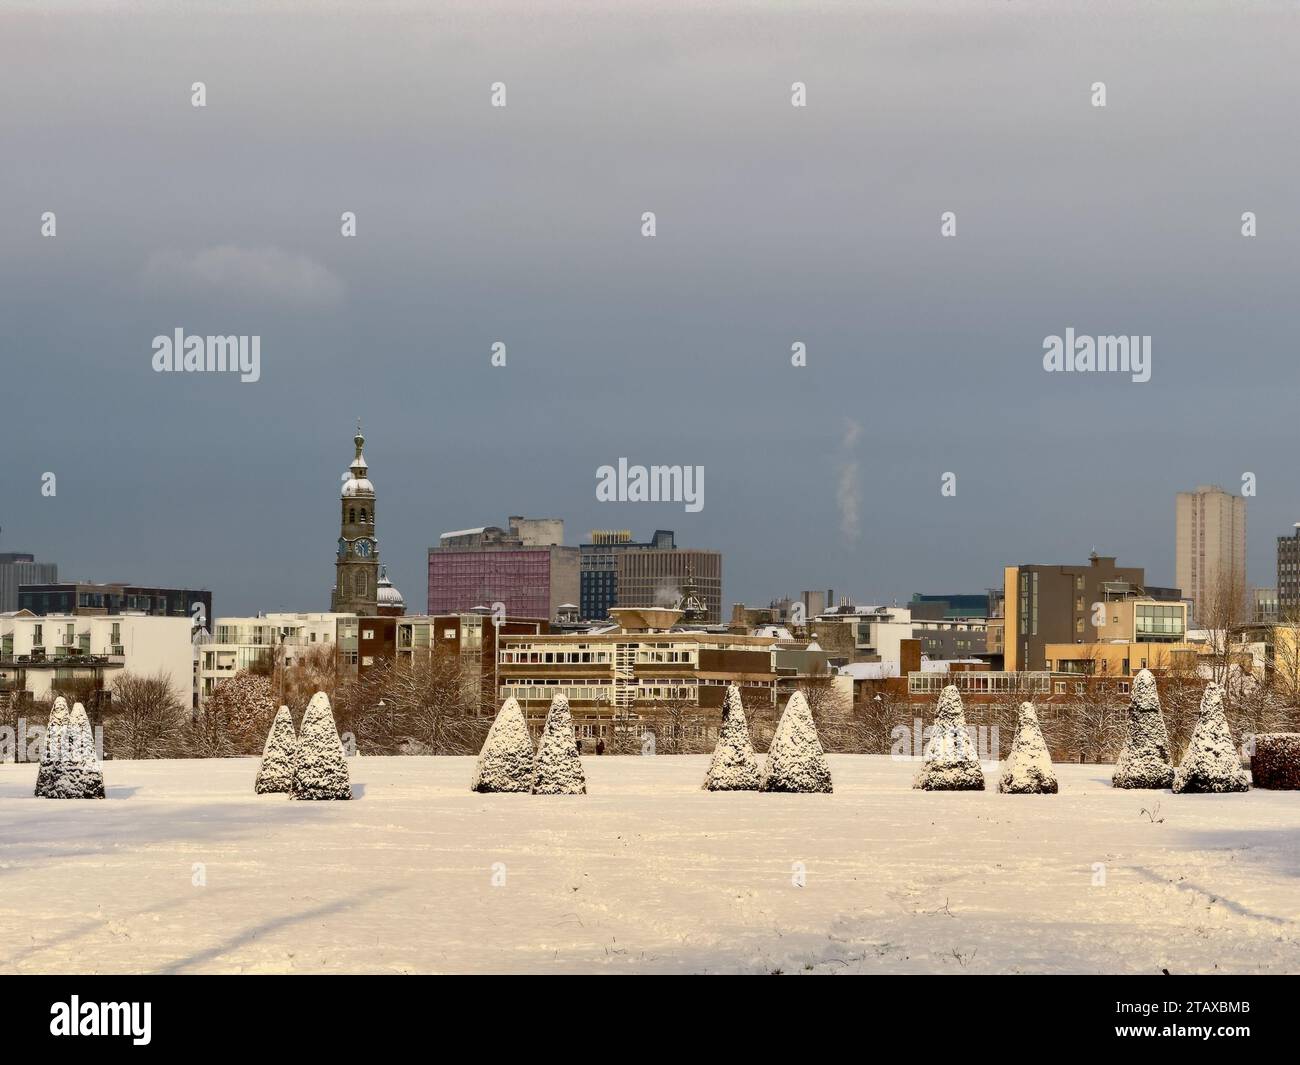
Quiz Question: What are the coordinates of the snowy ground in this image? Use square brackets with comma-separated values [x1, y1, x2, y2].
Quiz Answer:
[1, 755, 1297, 974]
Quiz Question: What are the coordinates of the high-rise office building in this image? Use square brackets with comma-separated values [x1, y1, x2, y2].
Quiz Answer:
[0, 553, 58, 612]
[1278, 524, 1300, 619]
[615, 548, 722, 625]
[579, 529, 675, 621]
[427, 517, 578, 620]
[1176, 485, 1247, 625]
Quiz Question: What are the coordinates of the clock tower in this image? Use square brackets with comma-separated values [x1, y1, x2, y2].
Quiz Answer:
[331, 422, 380, 616]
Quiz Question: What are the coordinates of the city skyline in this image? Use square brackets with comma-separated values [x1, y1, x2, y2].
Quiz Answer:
[2, 422, 1291, 619]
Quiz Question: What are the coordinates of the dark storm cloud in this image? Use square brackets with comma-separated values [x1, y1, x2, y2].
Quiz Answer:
[1, 1, 1296, 614]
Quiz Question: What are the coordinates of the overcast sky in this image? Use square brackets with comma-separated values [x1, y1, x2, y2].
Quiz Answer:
[2, 1, 1297, 617]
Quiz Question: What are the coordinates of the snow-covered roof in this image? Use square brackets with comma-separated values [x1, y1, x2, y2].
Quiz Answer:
[441, 527, 486, 540]
[839, 661, 900, 680]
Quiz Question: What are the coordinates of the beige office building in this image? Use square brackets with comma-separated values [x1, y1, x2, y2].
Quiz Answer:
[1176, 486, 1246, 625]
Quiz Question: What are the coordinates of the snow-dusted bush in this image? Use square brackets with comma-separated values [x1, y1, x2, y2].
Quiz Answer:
[914, 685, 985, 791]
[471, 697, 534, 793]
[998, 701, 1057, 794]
[1250, 733, 1300, 789]
[290, 692, 352, 800]
[35, 699, 105, 799]
[1173, 683, 1249, 794]
[531, 693, 585, 795]
[703, 685, 761, 791]
[760, 691, 832, 793]
[255, 706, 297, 794]
[1112, 669, 1174, 789]
[205, 670, 276, 753]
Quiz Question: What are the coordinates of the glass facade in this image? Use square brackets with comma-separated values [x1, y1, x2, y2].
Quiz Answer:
[1135, 603, 1185, 641]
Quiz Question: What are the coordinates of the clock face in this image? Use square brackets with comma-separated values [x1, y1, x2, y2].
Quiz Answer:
[337, 538, 348, 560]
[354, 539, 373, 558]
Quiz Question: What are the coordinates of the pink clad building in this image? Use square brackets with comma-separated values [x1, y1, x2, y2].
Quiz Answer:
[426, 517, 579, 621]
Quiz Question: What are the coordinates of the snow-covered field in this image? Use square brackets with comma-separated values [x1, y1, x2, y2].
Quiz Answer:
[2, 755, 1297, 974]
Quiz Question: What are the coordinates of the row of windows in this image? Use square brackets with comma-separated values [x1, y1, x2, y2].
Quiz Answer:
[909, 673, 1052, 694]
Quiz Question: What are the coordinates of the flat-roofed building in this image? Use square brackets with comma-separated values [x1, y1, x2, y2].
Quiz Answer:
[197, 612, 356, 705]
[395, 612, 548, 714]
[496, 607, 827, 743]
[1176, 485, 1246, 625]
[615, 549, 722, 625]
[427, 517, 578, 621]
[0, 553, 58, 613]
[19, 580, 211, 627]
[0, 613, 193, 710]
[1003, 554, 1181, 672]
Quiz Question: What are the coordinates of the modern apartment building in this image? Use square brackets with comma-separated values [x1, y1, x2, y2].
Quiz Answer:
[427, 517, 579, 621]
[196, 612, 357, 704]
[1176, 485, 1247, 624]
[18, 580, 211, 626]
[394, 611, 548, 714]
[1003, 554, 1182, 671]
[0, 613, 193, 709]
[578, 529, 676, 621]
[0, 553, 58, 613]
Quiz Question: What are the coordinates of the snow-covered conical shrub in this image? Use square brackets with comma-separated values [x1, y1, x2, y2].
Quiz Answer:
[290, 692, 352, 800]
[914, 685, 985, 791]
[704, 685, 761, 791]
[33, 697, 71, 797]
[472, 697, 534, 793]
[530, 693, 586, 795]
[1173, 682, 1249, 794]
[998, 701, 1057, 794]
[255, 705, 297, 794]
[35, 699, 104, 799]
[760, 691, 832, 793]
[1112, 669, 1174, 789]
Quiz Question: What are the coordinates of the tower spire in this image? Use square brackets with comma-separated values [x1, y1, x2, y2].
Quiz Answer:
[351, 419, 367, 476]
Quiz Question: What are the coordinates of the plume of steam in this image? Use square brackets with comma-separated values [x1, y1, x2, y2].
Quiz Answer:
[838, 419, 861, 542]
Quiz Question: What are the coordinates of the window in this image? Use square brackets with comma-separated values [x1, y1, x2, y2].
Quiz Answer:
[362, 629, 375, 640]
[349, 508, 356, 523]
[1055, 681, 1066, 694]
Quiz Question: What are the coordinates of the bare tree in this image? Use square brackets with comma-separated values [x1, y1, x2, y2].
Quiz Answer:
[106, 672, 187, 758]
[842, 684, 911, 754]
[1196, 570, 1251, 700]
[274, 643, 340, 720]
[650, 700, 712, 754]
[186, 670, 275, 756]
[344, 651, 484, 755]
[1059, 655, 1128, 763]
